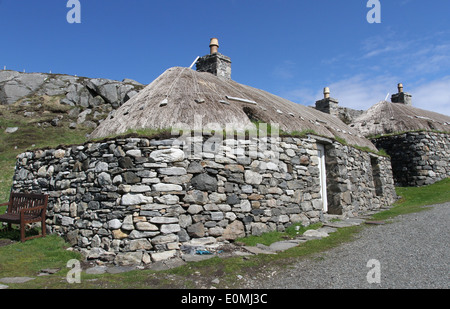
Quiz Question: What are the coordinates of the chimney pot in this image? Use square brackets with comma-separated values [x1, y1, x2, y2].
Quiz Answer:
[197, 38, 231, 80]
[210, 38, 219, 54]
[324, 87, 330, 99]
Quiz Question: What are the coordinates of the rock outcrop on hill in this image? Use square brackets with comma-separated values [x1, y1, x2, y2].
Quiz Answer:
[0, 70, 144, 107]
[0, 70, 145, 130]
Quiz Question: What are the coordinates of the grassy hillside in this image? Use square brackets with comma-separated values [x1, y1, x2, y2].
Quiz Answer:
[0, 97, 91, 201]
[372, 177, 450, 220]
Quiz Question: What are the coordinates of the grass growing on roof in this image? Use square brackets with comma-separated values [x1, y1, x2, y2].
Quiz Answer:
[368, 129, 450, 140]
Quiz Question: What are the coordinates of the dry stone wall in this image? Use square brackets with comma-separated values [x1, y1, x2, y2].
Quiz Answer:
[11, 134, 396, 266]
[373, 131, 450, 186]
[324, 142, 396, 215]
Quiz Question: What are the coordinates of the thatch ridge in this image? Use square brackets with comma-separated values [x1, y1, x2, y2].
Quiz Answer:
[90, 67, 377, 150]
[350, 100, 450, 137]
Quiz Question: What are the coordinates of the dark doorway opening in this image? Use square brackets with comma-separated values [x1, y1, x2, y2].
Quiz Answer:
[370, 156, 383, 196]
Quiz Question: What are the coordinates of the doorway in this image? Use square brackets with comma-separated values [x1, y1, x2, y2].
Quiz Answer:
[370, 156, 383, 196]
[317, 144, 328, 213]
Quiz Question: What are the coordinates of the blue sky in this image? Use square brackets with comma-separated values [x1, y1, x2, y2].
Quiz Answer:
[1, 0, 449, 115]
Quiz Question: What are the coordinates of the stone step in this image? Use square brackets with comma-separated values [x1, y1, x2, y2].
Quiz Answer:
[303, 229, 330, 238]
[0, 277, 35, 284]
[242, 246, 276, 255]
[323, 221, 356, 228]
[318, 226, 337, 234]
[269, 240, 303, 252]
[365, 220, 386, 225]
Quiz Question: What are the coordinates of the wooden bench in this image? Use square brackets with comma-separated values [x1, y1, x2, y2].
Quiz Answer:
[0, 193, 48, 242]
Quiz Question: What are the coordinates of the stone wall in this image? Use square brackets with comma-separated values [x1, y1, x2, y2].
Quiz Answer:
[11, 134, 396, 266]
[373, 131, 450, 187]
[324, 141, 396, 214]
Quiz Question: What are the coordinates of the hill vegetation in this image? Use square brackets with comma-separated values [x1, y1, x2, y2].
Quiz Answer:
[0, 100, 91, 201]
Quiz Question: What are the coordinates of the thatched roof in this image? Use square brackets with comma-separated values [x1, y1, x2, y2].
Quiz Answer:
[350, 100, 450, 137]
[90, 67, 377, 150]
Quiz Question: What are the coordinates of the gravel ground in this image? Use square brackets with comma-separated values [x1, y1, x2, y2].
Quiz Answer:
[247, 203, 450, 289]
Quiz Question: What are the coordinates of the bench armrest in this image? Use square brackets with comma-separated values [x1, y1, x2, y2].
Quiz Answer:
[0, 202, 9, 207]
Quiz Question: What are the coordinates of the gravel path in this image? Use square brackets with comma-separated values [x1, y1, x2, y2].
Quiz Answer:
[248, 203, 450, 289]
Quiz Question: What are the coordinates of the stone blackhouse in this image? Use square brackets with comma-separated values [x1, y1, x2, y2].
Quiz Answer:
[11, 134, 396, 265]
[9, 39, 398, 266]
[348, 84, 450, 187]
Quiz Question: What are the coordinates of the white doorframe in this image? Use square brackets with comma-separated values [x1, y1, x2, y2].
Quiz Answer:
[317, 144, 328, 213]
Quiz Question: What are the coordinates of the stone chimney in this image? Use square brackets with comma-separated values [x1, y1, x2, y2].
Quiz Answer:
[196, 38, 232, 80]
[315, 87, 339, 117]
[391, 83, 412, 105]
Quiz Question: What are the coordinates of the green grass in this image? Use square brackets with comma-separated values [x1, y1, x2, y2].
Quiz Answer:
[0, 234, 81, 278]
[369, 129, 450, 140]
[0, 124, 89, 202]
[92, 127, 174, 142]
[0, 101, 91, 201]
[372, 178, 450, 221]
[236, 222, 323, 246]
